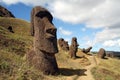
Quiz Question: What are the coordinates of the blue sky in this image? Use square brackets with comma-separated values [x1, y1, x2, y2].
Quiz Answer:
[0, 0, 120, 51]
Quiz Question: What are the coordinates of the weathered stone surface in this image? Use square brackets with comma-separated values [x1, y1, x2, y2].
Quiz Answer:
[69, 37, 79, 59]
[82, 46, 92, 54]
[58, 38, 69, 51]
[0, 5, 15, 18]
[97, 48, 106, 59]
[27, 6, 59, 75]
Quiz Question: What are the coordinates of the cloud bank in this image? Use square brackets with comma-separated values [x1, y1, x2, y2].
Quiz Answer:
[1, 0, 120, 28]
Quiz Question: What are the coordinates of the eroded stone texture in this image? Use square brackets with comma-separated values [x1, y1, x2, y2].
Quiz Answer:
[69, 37, 79, 59]
[97, 48, 106, 59]
[27, 6, 59, 75]
[0, 5, 15, 18]
[82, 46, 92, 54]
[58, 38, 69, 51]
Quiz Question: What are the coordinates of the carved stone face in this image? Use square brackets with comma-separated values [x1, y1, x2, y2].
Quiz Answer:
[58, 38, 69, 51]
[72, 37, 79, 47]
[31, 6, 58, 53]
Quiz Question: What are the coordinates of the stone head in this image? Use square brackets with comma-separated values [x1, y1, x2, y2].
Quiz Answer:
[63, 41, 69, 51]
[31, 6, 58, 53]
[72, 37, 79, 47]
[58, 38, 69, 51]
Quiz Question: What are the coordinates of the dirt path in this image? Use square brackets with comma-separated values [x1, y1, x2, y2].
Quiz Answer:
[76, 55, 98, 80]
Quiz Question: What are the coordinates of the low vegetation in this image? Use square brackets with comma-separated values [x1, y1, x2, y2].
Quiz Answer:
[91, 58, 120, 80]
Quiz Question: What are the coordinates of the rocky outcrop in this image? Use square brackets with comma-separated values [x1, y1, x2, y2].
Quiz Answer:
[0, 5, 15, 18]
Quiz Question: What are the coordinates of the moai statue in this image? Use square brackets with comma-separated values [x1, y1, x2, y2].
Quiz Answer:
[58, 38, 69, 51]
[69, 37, 79, 59]
[58, 38, 64, 49]
[97, 48, 106, 59]
[63, 41, 69, 51]
[27, 6, 59, 75]
[82, 46, 92, 54]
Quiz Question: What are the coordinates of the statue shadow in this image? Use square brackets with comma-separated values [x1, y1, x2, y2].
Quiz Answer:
[103, 57, 108, 60]
[74, 56, 83, 59]
[59, 68, 87, 76]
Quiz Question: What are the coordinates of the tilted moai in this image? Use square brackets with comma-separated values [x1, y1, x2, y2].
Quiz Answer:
[97, 48, 106, 59]
[82, 46, 92, 54]
[58, 38, 69, 51]
[27, 6, 59, 75]
[69, 37, 79, 59]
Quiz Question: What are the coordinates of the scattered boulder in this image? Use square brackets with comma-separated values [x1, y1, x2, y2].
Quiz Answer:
[69, 37, 79, 59]
[82, 46, 92, 54]
[27, 6, 59, 75]
[97, 48, 106, 59]
[0, 5, 15, 18]
[58, 38, 69, 51]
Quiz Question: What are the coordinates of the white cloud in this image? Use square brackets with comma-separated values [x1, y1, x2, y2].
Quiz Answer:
[1, 0, 120, 29]
[103, 39, 120, 47]
[1, 0, 52, 6]
[1, 0, 19, 5]
[58, 27, 72, 36]
[50, 0, 120, 29]
[94, 28, 120, 44]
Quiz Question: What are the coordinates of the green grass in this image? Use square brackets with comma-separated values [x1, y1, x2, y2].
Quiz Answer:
[91, 58, 120, 80]
[0, 17, 33, 56]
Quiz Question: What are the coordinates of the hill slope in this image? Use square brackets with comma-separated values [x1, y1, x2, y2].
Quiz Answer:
[0, 5, 15, 17]
[0, 17, 32, 56]
[91, 58, 120, 80]
[0, 17, 30, 35]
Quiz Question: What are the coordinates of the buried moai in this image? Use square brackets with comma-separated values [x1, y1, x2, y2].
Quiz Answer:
[97, 48, 106, 59]
[8, 26, 14, 33]
[27, 6, 59, 75]
[69, 37, 79, 59]
[82, 46, 92, 54]
[58, 38, 69, 51]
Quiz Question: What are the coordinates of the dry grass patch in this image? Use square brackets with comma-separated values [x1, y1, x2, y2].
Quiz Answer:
[91, 58, 120, 80]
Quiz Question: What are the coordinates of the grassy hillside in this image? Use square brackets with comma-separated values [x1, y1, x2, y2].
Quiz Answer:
[0, 17, 30, 35]
[0, 17, 35, 80]
[0, 17, 32, 56]
[91, 58, 120, 80]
